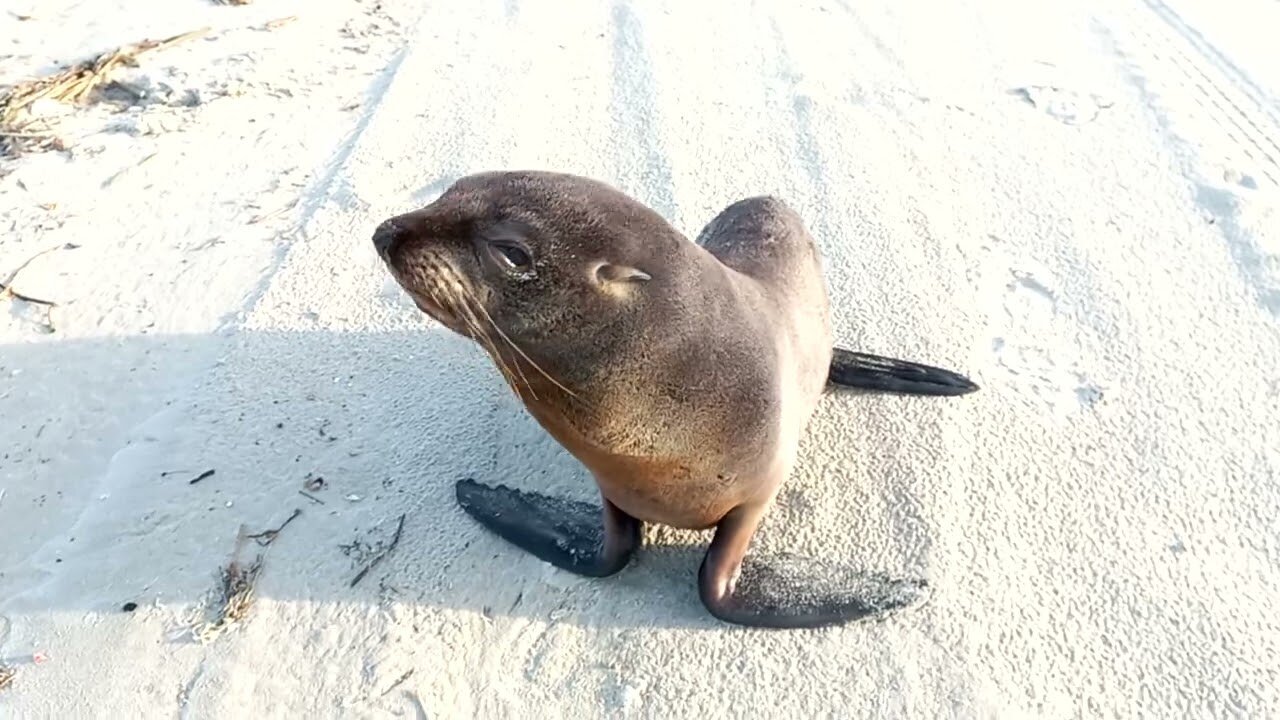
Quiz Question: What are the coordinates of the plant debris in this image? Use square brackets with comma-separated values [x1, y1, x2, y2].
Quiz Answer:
[349, 513, 407, 588]
[101, 150, 159, 188]
[2, 245, 64, 306]
[187, 469, 216, 485]
[246, 508, 301, 546]
[248, 198, 298, 224]
[190, 526, 263, 644]
[378, 668, 416, 697]
[0, 27, 209, 155]
[263, 16, 298, 30]
[195, 557, 261, 643]
[298, 490, 325, 505]
[1, 245, 75, 332]
[0, 664, 14, 692]
[189, 502, 307, 643]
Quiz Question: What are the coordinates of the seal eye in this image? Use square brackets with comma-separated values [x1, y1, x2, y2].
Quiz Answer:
[484, 239, 535, 276]
[496, 244, 531, 269]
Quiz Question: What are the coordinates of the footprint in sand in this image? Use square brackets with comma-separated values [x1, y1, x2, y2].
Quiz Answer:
[1009, 84, 1115, 126]
[1007, 268, 1059, 315]
[1224, 168, 1260, 191]
[1006, 59, 1115, 126]
[991, 262, 1104, 418]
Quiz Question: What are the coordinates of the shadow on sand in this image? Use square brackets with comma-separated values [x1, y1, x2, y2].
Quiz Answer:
[2, 326, 879, 633]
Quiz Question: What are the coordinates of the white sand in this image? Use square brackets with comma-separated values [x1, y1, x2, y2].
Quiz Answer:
[2, 0, 1278, 716]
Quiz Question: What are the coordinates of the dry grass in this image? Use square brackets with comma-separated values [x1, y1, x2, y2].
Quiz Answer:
[0, 27, 208, 155]
[189, 525, 264, 644]
[190, 555, 263, 644]
[0, 663, 15, 693]
[186, 508, 305, 643]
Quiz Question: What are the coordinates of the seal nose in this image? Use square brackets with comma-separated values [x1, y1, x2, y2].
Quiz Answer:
[372, 219, 409, 256]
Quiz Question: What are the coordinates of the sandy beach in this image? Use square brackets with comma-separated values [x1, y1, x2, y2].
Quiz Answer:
[2, 0, 1278, 717]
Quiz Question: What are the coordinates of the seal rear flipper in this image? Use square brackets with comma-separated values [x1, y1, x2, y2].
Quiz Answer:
[454, 478, 640, 578]
[828, 347, 979, 396]
[698, 555, 928, 629]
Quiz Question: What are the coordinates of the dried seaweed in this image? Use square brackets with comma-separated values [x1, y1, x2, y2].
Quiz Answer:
[0, 27, 208, 155]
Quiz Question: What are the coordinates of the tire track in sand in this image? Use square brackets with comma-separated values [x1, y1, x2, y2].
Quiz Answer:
[1130, 0, 1280, 186]
[1095, 2, 1280, 316]
[231, 6, 421, 324]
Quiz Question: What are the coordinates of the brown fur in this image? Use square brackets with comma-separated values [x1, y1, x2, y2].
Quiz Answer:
[375, 170, 833, 530]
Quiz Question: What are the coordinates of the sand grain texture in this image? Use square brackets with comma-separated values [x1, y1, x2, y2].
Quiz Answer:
[1, 0, 1277, 717]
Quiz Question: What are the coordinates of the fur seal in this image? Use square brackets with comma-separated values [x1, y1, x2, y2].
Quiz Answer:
[372, 170, 977, 629]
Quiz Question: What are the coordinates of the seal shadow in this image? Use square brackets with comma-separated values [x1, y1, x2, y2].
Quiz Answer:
[0, 326, 810, 631]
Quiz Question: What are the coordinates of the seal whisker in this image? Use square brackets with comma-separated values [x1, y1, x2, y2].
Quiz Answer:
[426, 262, 536, 399]
[455, 283, 582, 402]
[458, 294, 540, 401]
[425, 280, 524, 394]
[452, 288, 535, 399]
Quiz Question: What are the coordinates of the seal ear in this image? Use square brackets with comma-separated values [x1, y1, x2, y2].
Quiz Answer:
[595, 263, 652, 284]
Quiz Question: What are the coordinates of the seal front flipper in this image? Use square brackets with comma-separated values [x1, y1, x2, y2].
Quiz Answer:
[698, 504, 927, 629]
[828, 347, 979, 397]
[454, 478, 640, 578]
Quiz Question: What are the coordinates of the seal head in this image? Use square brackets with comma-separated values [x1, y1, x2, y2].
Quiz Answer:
[374, 170, 663, 354]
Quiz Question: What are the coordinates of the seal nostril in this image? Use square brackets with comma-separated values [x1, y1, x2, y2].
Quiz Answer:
[372, 220, 407, 255]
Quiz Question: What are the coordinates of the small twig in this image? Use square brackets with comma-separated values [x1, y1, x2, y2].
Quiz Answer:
[378, 668, 415, 697]
[298, 490, 325, 505]
[263, 15, 299, 30]
[349, 514, 406, 588]
[191, 237, 224, 252]
[101, 151, 159, 188]
[248, 198, 298, 224]
[0, 130, 53, 139]
[188, 469, 216, 485]
[0, 285, 56, 306]
[1, 245, 63, 306]
[246, 508, 302, 546]
[1, 245, 67, 331]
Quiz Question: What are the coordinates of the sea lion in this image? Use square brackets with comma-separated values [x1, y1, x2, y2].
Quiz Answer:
[372, 170, 978, 629]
